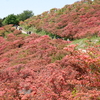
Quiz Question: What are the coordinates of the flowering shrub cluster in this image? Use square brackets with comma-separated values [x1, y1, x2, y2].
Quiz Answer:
[0, 30, 100, 99]
[3, 24, 13, 32]
[0, 0, 100, 99]
[0, 24, 13, 37]
[13, 30, 22, 35]
[20, 0, 100, 40]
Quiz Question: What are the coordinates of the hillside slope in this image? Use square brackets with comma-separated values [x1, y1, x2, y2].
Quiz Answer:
[0, 0, 100, 99]
[20, 0, 100, 40]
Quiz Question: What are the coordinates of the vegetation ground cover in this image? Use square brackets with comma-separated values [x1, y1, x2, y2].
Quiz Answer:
[0, 0, 100, 99]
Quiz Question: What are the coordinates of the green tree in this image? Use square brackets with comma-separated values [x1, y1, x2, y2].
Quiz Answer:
[2, 14, 18, 25]
[17, 10, 34, 21]
[0, 18, 3, 27]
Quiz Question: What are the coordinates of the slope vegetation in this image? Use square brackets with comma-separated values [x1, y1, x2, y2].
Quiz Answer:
[0, 0, 100, 99]
[20, 0, 100, 40]
[0, 26, 100, 99]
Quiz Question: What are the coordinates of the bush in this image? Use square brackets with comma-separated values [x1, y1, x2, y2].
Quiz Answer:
[13, 30, 22, 35]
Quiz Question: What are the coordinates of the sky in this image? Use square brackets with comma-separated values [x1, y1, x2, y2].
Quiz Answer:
[0, 0, 80, 19]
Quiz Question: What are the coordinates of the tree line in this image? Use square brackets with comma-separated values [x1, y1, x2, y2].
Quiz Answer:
[0, 10, 34, 26]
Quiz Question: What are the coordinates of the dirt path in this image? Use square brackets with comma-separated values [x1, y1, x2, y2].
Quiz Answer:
[21, 30, 27, 34]
[16, 26, 27, 34]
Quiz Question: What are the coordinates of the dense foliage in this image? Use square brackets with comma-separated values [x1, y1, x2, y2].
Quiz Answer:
[0, 29, 100, 99]
[2, 10, 34, 25]
[17, 10, 34, 21]
[20, 0, 100, 40]
[0, 18, 3, 27]
[0, 24, 14, 37]
[2, 14, 19, 25]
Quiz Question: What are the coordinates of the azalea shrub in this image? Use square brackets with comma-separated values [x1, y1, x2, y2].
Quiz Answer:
[3, 24, 13, 32]
[0, 32, 100, 100]
[13, 30, 22, 35]
[0, 0, 100, 99]
[0, 24, 14, 37]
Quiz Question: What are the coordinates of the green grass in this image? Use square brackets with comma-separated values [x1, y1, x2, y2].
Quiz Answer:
[20, 25, 36, 33]
[70, 38, 87, 49]
[70, 36, 100, 49]
[22, 33, 29, 36]
[20, 25, 61, 39]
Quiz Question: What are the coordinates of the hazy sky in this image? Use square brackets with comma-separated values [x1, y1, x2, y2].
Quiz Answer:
[0, 0, 79, 18]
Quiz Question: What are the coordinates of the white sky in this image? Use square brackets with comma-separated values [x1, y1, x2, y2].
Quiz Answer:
[0, 0, 80, 18]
